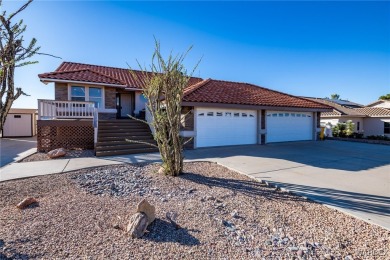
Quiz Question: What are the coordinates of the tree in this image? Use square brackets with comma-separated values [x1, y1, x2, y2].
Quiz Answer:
[129, 40, 199, 176]
[330, 93, 340, 100]
[345, 120, 355, 137]
[0, 0, 59, 134]
[379, 94, 390, 100]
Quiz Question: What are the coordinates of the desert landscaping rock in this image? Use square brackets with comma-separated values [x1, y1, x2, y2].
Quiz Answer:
[0, 162, 389, 259]
[47, 148, 67, 159]
[158, 166, 165, 175]
[136, 199, 156, 225]
[70, 165, 151, 197]
[126, 212, 149, 238]
[21, 149, 95, 162]
[16, 197, 38, 209]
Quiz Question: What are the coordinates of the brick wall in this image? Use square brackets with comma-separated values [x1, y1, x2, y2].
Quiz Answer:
[55, 83, 68, 101]
[105, 87, 116, 109]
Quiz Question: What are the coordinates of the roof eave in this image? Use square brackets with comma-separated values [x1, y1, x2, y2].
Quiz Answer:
[321, 114, 366, 118]
[366, 100, 389, 107]
[182, 101, 333, 112]
[39, 78, 127, 88]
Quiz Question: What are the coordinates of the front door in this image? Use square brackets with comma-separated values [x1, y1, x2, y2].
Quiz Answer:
[120, 93, 134, 118]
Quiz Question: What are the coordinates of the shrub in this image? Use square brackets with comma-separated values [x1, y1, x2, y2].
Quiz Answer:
[332, 121, 355, 137]
[366, 135, 390, 141]
[345, 120, 355, 137]
[352, 132, 364, 139]
[332, 123, 346, 137]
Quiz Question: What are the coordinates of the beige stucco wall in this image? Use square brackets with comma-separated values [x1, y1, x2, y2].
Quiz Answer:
[134, 91, 146, 115]
[363, 118, 390, 137]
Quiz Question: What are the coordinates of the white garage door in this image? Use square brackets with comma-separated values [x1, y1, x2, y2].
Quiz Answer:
[3, 114, 32, 137]
[196, 108, 257, 148]
[266, 111, 313, 143]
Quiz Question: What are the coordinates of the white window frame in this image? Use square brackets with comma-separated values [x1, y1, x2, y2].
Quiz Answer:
[70, 86, 86, 101]
[67, 84, 105, 110]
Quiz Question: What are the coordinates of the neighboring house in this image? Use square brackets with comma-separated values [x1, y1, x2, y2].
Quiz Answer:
[305, 97, 390, 137]
[354, 107, 390, 137]
[366, 99, 390, 109]
[2, 108, 38, 138]
[305, 98, 366, 132]
[38, 62, 331, 156]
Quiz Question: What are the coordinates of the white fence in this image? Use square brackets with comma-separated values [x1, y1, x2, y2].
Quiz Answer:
[38, 99, 96, 120]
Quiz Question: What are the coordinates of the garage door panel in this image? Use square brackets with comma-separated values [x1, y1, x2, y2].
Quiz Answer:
[3, 114, 32, 137]
[266, 111, 313, 143]
[196, 108, 257, 148]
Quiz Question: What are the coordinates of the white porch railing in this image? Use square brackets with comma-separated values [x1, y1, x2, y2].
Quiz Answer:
[38, 99, 96, 120]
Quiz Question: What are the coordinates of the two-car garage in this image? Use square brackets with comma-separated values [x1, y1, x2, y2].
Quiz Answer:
[195, 108, 314, 148]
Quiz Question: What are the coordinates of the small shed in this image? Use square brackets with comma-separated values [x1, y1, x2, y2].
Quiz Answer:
[2, 108, 38, 137]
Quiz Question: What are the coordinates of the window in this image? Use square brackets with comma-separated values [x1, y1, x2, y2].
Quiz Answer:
[216, 112, 223, 116]
[285, 113, 289, 117]
[279, 113, 283, 117]
[242, 113, 247, 117]
[297, 114, 301, 117]
[89, 87, 102, 108]
[385, 122, 390, 134]
[14, 115, 21, 118]
[357, 122, 360, 131]
[249, 114, 254, 117]
[272, 113, 277, 117]
[291, 113, 296, 117]
[234, 113, 240, 117]
[198, 113, 204, 116]
[225, 112, 232, 117]
[70, 86, 104, 108]
[71, 86, 85, 101]
[302, 114, 306, 117]
[207, 112, 214, 116]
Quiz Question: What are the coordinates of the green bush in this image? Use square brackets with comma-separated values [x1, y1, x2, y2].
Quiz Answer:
[352, 132, 364, 139]
[366, 135, 390, 141]
[332, 120, 355, 137]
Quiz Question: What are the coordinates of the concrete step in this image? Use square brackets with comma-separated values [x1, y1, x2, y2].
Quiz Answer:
[97, 135, 155, 142]
[96, 119, 156, 156]
[96, 147, 159, 157]
[98, 126, 150, 131]
[96, 139, 156, 146]
[95, 143, 157, 151]
[98, 120, 146, 125]
[98, 131, 152, 137]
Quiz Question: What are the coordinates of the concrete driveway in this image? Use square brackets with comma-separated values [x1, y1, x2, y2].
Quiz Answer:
[0, 137, 37, 167]
[183, 141, 390, 230]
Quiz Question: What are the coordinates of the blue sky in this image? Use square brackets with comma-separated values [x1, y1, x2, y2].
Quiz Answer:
[3, 0, 390, 108]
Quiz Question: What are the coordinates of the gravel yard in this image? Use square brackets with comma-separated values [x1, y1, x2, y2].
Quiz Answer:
[0, 162, 388, 259]
[20, 149, 95, 162]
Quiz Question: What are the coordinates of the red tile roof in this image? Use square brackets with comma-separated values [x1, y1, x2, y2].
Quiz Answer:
[355, 107, 390, 117]
[304, 98, 366, 117]
[39, 62, 203, 89]
[39, 62, 331, 110]
[39, 69, 126, 86]
[182, 79, 331, 109]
